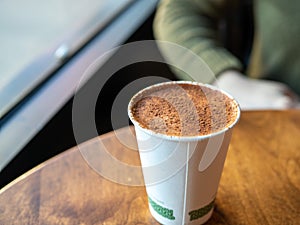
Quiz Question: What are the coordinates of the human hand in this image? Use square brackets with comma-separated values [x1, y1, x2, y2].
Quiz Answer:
[212, 70, 300, 110]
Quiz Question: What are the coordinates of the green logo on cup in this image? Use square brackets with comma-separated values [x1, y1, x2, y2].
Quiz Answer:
[148, 197, 175, 220]
[189, 200, 215, 221]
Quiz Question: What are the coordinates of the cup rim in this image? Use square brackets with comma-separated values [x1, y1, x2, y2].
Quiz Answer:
[128, 81, 241, 142]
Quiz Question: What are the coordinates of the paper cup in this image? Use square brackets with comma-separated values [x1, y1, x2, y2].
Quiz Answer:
[128, 81, 240, 224]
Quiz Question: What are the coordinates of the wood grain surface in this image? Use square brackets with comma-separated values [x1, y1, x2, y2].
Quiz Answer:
[0, 110, 300, 225]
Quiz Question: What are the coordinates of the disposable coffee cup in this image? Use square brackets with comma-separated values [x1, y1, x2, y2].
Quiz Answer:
[128, 81, 240, 224]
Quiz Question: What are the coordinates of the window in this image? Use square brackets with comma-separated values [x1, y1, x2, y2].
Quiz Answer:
[0, 0, 158, 171]
[0, 0, 135, 118]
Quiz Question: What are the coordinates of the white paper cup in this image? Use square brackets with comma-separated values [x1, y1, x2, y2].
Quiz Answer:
[128, 81, 240, 225]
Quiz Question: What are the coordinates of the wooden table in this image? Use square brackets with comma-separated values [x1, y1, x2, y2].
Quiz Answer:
[1, 110, 300, 224]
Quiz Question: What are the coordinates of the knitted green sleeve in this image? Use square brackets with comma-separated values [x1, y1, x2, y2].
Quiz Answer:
[153, 0, 243, 82]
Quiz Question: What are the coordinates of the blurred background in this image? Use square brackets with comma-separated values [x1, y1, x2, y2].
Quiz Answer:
[0, 0, 179, 188]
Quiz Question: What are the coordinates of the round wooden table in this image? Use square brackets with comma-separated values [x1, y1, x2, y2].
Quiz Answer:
[1, 110, 300, 224]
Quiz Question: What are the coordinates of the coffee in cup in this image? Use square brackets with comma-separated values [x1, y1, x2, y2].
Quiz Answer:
[128, 81, 240, 224]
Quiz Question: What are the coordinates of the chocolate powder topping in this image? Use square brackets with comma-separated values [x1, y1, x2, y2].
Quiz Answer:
[131, 83, 238, 136]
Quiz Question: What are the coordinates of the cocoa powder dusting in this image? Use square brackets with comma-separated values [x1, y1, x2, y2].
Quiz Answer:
[131, 83, 238, 136]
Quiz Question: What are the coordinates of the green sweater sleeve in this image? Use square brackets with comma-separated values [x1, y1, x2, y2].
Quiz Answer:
[153, 0, 243, 82]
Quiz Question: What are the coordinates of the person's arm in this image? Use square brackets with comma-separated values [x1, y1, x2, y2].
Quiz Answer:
[153, 0, 243, 81]
[153, 0, 299, 109]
